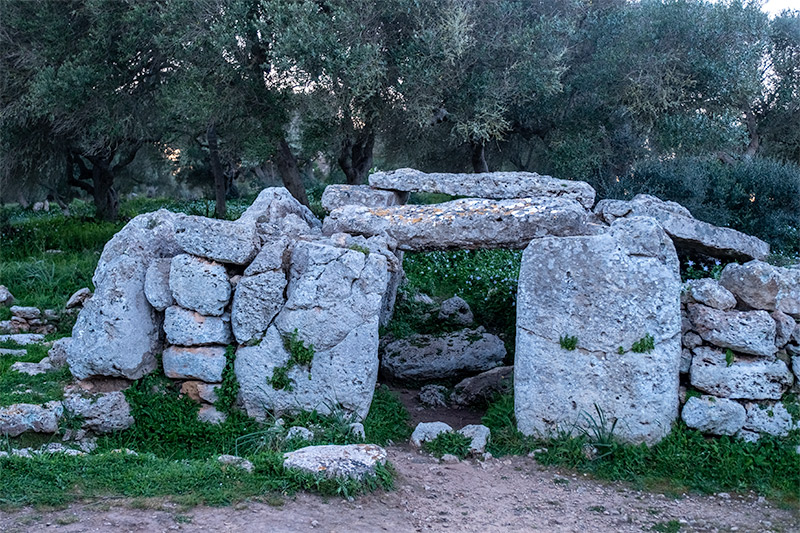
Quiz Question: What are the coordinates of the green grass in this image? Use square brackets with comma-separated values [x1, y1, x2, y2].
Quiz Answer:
[631, 334, 655, 354]
[559, 335, 578, 351]
[0, 342, 72, 407]
[423, 432, 472, 459]
[482, 394, 800, 503]
[363, 386, 411, 445]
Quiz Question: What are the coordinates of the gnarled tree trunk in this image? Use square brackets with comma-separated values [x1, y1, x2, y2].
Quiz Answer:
[470, 140, 489, 173]
[207, 123, 227, 219]
[338, 127, 375, 185]
[275, 138, 310, 207]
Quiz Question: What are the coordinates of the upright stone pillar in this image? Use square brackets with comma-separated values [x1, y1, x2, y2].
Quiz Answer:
[515, 217, 682, 444]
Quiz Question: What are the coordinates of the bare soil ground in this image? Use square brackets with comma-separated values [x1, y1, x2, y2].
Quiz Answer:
[1, 447, 797, 533]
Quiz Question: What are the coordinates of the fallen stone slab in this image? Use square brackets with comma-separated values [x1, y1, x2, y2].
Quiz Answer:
[163, 345, 227, 383]
[169, 254, 231, 317]
[0, 348, 28, 357]
[9, 360, 52, 376]
[321, 184, 406, 212]
[0, 401, 63, 437]
[10, 306, 40, 320]
[687, 304, 777, 357]
[163, 306, 233, 346]
[175, 215, 260, 265]
[681, 395, 746, 436]
[690, 346, 793, 400]
[381, 327, 506, 381]
[594, 194, 769, 261]
[67, 209, 184, 380]
[369, 168, 597, 209]
[323, 197, 591, 251]
[719, 261, 800, 318]
[283, 444, 388, 480]
[515, 216, 682, 445]
[450, 366, 514, 407]
[410, 422, 453, 447]
[0, 333, 44, 345]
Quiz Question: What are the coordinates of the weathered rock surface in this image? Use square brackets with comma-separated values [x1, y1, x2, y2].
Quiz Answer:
[239, 187, 322, 242]
[217, 454, 254, 473]
[369, 168, 597, 209]
[321, 184, 406, 212]
[144, 259, 174, 311]
[180, 381, 220, 404]
[772, 311, 796, 348]
[680, 349, 693, 374]
[681, 396, 746, 436]
[10, 360, 52, 375]
[438, 296, 474, 325]
[419, 384, 448, 407]
[163, 345, 227, 383]
[197, 405, 227, 424]
[283, 444, 387, 479]
[175, 216, 260, 265]
[230, 271, 286, 344]
[381, 327, 506, 381]
[594, 194, 769, 261]
[0, 285, 14, 307]
[410, 422, 453, 447]
[169, 254, 231, 316]
[47, 337, 70, 367]
[287, 426, 314, 441]
[243, 237, 290, 276]
[743, 402, 796, 436]
[690, 346, 793, 399]
[515, 216, 682, 445]
[323, 197, 590, 251]
[458, 424, 491, 454]
[687, 304, 777, 357]
[684, 279, 736, 310]
[10, 306, 40, 320]
[235, 240, 389, 420]
[62, 390, 134, 433]
[0, 401, 63, 437]
[65, 288, 92, 309]
[683, 332, 703, 350]
[450, 366, 514, 406]
[164, 306, 232, 346]
[719, 261, 800, 318]
[67, 210, 183, 380]
[0, 333, 44, 345]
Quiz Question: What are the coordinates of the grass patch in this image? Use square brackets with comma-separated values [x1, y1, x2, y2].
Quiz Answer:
[0, 343, 71, 407]
[631, 334, 655, 354]
[423, 432, 471, 459]
[269, 329, 315, 391]
[363, 385, 411, 445]
[482, 394, 800, 503]
[559, 335, 578, 351]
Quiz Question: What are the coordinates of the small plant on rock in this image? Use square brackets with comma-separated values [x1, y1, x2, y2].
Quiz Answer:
[631, 334, 655, 353]
[725, 348, 735, 367]
[269, 329, 316, 391]
[559, 335, 578, 351]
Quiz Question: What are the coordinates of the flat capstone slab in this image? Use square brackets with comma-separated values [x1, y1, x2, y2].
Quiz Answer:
[369, 168, 596, 209]
[323, 197, 590, 251]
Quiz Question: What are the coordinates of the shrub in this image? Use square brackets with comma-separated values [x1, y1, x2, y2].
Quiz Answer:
[559, 335, 579, 351]
[423, 432, 472, 459]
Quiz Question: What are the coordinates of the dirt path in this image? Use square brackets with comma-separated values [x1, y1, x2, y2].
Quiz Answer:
[1, 447, 797, 533]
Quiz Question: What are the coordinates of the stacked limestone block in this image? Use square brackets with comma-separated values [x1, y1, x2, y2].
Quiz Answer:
[66, 188, 395, 422]
[680, 261, 799, 440]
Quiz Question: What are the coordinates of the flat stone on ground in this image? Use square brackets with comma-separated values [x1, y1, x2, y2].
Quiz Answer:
[283, 444, 388, 479]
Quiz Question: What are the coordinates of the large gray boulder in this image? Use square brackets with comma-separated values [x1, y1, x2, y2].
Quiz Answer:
[0, 401, 63, 437]
[743, 401, 797, 437]
[235, 240, 390, 420]
[62, 390, 134, 433]
[321, 184, 406, 212]
[169, 254, 231, 317]
[381, 327, 506, 381]
[690, 346, 793, 400]
[230, 271, 287, 344]
[369, 168, 597, 209]
[283, 444, 387, 480]
[515, 216, 682, 445]
[410, 421, 453, 447]
[594, 194, 769, 261]
[681, 395, 746, 436]
[686, 304, 777, 357]
[323, 197, 591, 251]
[67, 210, 183, 380]
[163, 306, 233, 346]
[163, 345, 227, 383]
[719, 261, 800, 318]
[174, 216, 260, 265]
[450, 366, 514, 407]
